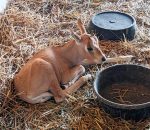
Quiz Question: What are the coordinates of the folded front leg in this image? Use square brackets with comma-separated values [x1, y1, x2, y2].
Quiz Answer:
[63, 74, 92, 95]
[61, 65, 85, 88]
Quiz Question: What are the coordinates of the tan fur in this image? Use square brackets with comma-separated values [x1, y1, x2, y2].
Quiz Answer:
[14, 19, 106, 104]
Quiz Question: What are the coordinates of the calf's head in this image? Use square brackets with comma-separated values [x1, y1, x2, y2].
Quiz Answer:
[71, 19, 106, 65]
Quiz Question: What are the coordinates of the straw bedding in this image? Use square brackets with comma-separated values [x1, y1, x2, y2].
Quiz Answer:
[0, 0, 150, 129]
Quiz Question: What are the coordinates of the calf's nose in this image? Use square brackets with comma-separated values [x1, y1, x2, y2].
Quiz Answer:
[102, 56, 106, 62]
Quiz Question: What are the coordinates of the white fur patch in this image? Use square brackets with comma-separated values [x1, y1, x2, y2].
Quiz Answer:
[82, 59, 88, 64]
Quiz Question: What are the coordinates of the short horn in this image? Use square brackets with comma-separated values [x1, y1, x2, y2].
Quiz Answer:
[70, 29, 81, 43]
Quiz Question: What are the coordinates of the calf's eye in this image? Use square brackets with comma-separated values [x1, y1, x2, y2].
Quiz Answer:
[87, 47, 93, 52]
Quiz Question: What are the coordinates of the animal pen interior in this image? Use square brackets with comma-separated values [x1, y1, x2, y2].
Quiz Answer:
[0, 0, 150, 129]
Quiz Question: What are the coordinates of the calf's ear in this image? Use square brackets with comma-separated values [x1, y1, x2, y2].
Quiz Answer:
[77, 18, 87, 35]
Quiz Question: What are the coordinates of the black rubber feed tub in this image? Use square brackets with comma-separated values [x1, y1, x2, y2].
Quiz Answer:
[94, 64, 150, 121]
[88, 11, 136, 41]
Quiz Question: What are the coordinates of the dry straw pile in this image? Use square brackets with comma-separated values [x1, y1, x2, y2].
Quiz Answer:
[0, 0, 150, 129]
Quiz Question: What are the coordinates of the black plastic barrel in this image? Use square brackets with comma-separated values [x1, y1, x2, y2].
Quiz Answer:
[88, 11, 136, 41]
[94, 64, 150, 121]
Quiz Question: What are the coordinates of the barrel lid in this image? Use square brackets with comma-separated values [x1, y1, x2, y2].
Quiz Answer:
[92, 11, 136, 30]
